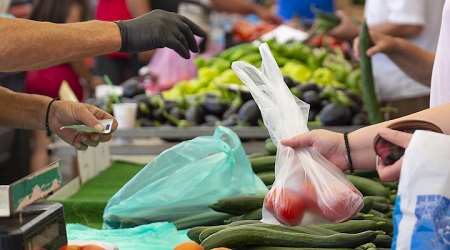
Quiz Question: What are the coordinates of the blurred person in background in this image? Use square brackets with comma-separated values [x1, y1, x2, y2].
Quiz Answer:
[93, 0, 152, 85]
[274, 0, 335, 26]
[7, 0, 32, 18]
[25, 0, 104, 173]
[328, 0, 445, 119]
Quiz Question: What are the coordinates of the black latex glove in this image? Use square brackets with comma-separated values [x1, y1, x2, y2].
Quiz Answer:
[116, 9, 206, 59]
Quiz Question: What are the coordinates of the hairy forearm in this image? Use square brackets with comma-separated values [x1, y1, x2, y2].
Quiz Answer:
[349, 102, 450, 169]
[0, 17, 121, 72]
[386, 38, 435, 86]
[0, 87, 52, 130]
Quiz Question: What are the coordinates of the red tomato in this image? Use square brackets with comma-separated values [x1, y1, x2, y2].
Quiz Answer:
[264, 187, 305, 226]
[316, 181, 363, 222]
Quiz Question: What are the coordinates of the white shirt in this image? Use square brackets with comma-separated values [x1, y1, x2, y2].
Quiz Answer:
[365, 0, 445, 101]
[430, 0, 450, 107]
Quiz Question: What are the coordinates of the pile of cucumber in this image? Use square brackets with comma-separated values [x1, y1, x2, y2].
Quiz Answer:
[183, 138, 397, 249]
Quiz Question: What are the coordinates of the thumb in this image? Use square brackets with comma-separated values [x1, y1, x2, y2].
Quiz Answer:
[75, 107, 104, 131]
[379, 128, 413, 148]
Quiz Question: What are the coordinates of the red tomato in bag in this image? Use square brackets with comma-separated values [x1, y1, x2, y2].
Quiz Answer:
[315, 181, 363, 222]
[264, 187, 305, 226]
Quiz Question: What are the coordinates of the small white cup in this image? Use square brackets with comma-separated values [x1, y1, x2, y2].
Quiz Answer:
[112, 103, 138, 144]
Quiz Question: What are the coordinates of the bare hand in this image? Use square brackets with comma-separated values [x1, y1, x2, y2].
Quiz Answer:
[49, 101, 118, 150]
[353, 31, 399, 58]
[327, 10, 359, 41]
[376, 128, 413, 181]
[280, 129, 349, 171]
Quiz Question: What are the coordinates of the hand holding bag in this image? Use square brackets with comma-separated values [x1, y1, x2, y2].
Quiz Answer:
[232, 43, 363, 226]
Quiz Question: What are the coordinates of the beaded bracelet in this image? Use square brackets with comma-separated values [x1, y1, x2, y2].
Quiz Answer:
[344, 131, 354, 174]
[45, 98, 60, 136]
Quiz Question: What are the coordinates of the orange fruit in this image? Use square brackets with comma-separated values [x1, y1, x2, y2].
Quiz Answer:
[173, 241, 204, 250]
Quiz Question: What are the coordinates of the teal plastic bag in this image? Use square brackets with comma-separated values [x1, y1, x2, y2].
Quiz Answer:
[103, 126, 268, 229]
[66, 222, 188, 250]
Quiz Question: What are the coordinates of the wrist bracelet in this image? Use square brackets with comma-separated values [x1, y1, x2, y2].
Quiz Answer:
[344, 131, 354, 174]
[45, 98, 59, 136]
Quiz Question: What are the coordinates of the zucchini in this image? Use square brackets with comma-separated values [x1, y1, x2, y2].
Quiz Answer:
[200, 225, 379, 249]
[304, 225, 340, 236]
[359, 20, 383, 124]
[250, 155, 276, 173]
[227, 220, 262, 227]
[316, 220, 384, 233]
[257, 171, 276, 186]
[367, 209, 386, 218]
[187, 226, 211, 243]
[360, 196, 375, 214]
[172, 211, 232, 230]
[208, 195, 265, 215]
[346, 175, 391, 198]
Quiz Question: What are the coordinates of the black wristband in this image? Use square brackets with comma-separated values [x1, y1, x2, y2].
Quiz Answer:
[344, 131, 354, 174]
[45, 98, 59, 136]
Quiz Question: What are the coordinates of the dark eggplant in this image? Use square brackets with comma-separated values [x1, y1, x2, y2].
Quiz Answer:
[222, 95, 243, 120]
[204, 114, 221, 124]
[283, 75, 297, 88]
[308, 108, 319, 122]
[318, 103, 352, 126]
[169, 106, 185, 121]
[352, 112, 370, 126]
[219, 114, 239, 127]
[185, 105, 205, 125]
[238, 100, 262, 126]
[201, 96, 227, 117]
[121, 78, 145, 98]
[301, 90, 321, 108]
[297, 82, 320, 93]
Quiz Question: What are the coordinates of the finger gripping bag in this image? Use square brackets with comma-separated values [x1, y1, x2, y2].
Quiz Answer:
[231, 43, 363, 226]
[102, 126, 268, 229]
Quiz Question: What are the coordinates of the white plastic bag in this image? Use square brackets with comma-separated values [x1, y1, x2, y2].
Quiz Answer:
[393, 130, 450, 249]
[231, 43, 363, 226]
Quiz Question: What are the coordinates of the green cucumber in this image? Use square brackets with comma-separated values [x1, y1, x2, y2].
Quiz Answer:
[372, 234, 392, 248]
[265, 138, 277, 155]
[199, 225, 228, 242]
[224, 208, 263, 224]
[257, 171, 276, 186]
[360, 196, 375, 214]
[172, 211, 232, 230]
[250, 155, 276, 173]
[359, 20, 383, 124]
[316, 219, 384, 233]
[208, 195, 265, 215]
[371, 201, 392, 213]
[241, 247, 353, 250]
[200, 225, 379, 249]
[187, 226, 211, 243]
[248, 151, 272, 159]
[346, 174, 391, 198]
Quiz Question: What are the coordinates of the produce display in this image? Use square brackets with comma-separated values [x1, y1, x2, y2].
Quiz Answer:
[85, 36, 369, 128]
[177, 141, 397, 250]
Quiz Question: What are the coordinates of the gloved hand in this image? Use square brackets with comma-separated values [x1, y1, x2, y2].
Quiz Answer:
[116, 9, 206, 59]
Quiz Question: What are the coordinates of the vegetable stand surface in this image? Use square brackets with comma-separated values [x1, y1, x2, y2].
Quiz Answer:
[49, 160, 145, 229]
